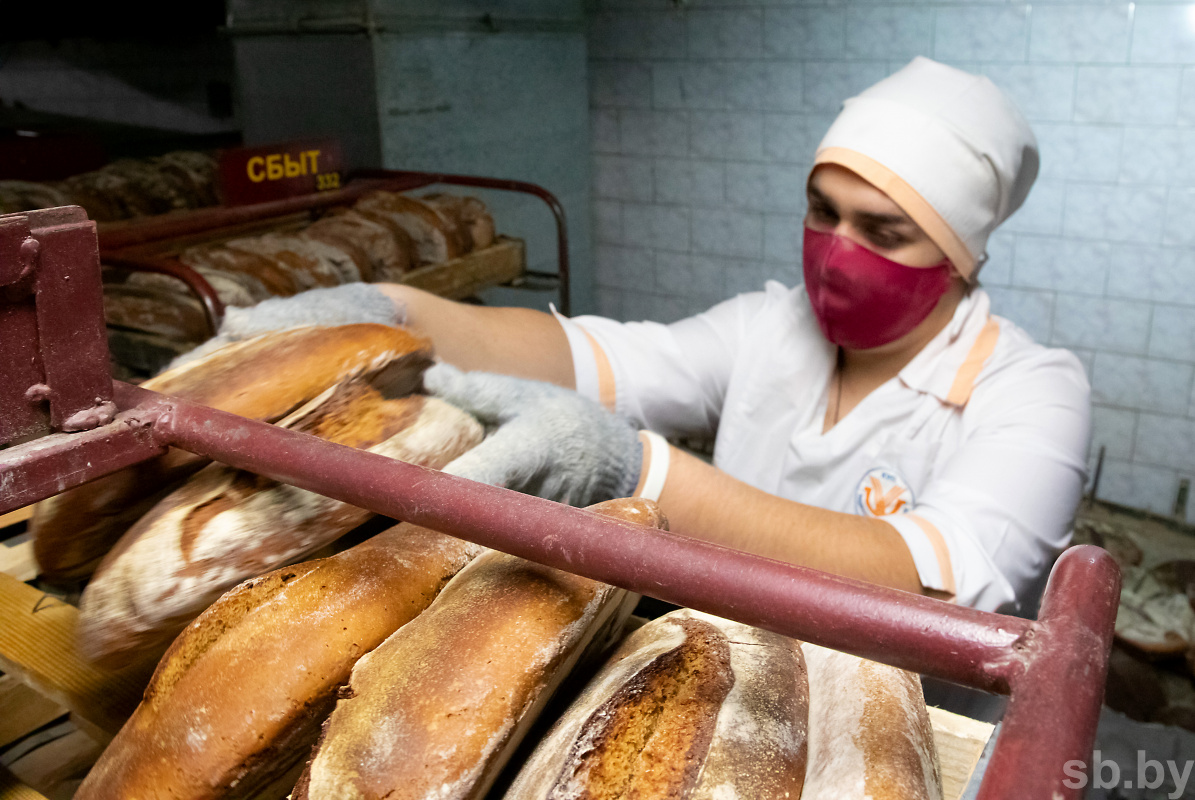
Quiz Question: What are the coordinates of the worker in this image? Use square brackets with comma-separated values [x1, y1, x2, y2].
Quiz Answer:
[206, 57, 1090, 624]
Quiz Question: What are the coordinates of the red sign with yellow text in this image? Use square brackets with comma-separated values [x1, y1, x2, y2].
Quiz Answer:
[218, 139, 344, 206]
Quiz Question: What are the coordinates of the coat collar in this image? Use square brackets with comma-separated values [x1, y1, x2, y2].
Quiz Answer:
[897, 289, 1000, 407]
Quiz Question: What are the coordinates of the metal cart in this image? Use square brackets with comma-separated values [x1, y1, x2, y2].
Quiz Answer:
[98, 168, 574, 339]
[0, 205, 1120, 799]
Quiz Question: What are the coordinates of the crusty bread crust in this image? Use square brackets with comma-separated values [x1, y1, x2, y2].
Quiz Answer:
[303, 209, 415, 281]
[77, 391, 482, 667]
[355, 191, 466, 266]
[504, 609, 809, 800]
[103, 283, 215, 342]
[295, 498, 667, 800]
[801, 643, 942, 800]
[32, 324, 432, 582]
[421, 194, 496, 252]
[74, 523, 486, 800]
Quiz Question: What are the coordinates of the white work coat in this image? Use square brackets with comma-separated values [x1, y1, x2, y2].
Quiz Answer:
[556, 283, 1091, 614]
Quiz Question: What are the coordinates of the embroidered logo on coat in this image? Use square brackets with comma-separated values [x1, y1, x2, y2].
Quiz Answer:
[855, 468, 914, 517]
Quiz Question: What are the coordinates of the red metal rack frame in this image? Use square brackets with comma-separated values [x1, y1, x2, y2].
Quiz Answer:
[1, 207, 1120, 799]
[98, 168, 573, 335]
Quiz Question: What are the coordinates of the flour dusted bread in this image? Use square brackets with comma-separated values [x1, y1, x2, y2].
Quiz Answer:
[505, 608, 809, 800]
[32, 323, 433, 582]
[75, 522, 485, 800]
[354, 190, 466, 265]
[77, 386, 482, 667]
[421, 193, 495, 252]
[104, 284, 210, 342]
[303, 209, 415, 281]
[801, 643, 942, 800]
[294, 498, 667, 800]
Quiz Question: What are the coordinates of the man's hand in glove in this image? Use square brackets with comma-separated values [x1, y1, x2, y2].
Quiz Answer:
[425, 363, 643, 507]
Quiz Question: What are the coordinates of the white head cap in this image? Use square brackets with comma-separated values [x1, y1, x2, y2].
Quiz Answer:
[813, 57, 1038, 279]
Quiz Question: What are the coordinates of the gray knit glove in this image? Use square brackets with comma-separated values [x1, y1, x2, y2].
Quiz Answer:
[425, 364, 643, 507]
[167, 283, 405, 370]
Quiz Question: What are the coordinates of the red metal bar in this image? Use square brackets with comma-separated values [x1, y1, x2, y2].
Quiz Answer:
[31, 210, 113, 432]
[116, 380, 1030, 692]
[94, 179, 395, 252]
[1, 207, 114, 445]
[0, 408, 165, 512]
[103, 255, 226, 335]
[977, 545, 1120, 799]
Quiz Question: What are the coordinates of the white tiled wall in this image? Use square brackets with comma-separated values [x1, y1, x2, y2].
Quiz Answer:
[587, 0, 1195, 517]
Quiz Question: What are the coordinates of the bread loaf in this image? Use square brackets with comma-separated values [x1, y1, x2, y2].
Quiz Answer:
[504, 608, 809, 800]
[125, 261, 259, 308]
[422, 193, 496, 252]
[177, 247, 281, 304]
[182, 245, 304, 299]
[354, 191, 466, 266]
[78, 387, 482, 667]
[303, 209, 414, 281]
[223, 233, 359, 289]
[103, 284, 210, 342]
[32, 324, 432, 582]
[75, 522, 486, 800]
[801, 643, 942, 800]
[293, 498, 667, 800]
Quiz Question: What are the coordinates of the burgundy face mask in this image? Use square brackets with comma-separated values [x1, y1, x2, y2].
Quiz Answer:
[802, 226, 952, 350]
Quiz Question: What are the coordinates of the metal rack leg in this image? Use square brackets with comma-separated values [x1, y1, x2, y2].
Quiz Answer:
[976, 546, 1121, 799]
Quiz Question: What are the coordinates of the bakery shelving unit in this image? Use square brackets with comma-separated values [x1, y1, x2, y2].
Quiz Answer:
[98, 168, 569, 372]
[0, 206, 1120, 800]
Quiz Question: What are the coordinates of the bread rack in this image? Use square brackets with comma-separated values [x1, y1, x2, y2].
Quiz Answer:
[98, 167, 574, 337]
[0, 205, 1120, 799]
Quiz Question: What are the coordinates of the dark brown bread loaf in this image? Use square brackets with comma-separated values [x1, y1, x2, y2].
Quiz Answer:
[186, 245, 310, 298]
[294, 498, 667, 800]
[354, 191, 466, 266]
[77, 387, 482, 667]
[421, 193, 496, 252]
[32, 324, 433, 581]
[74, 522, 486, 800]
[223, 233, 359, 290]
[177, 246, 286, 305]
[504, 608, 810, 800]
[303, 209, 415, 281]
[103, 284, 210, 342]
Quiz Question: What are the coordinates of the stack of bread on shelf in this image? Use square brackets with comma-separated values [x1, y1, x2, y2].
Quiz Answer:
[0, 151, 219, 221]
[102, 191, 498, 371]
[26, 322, 946, 799]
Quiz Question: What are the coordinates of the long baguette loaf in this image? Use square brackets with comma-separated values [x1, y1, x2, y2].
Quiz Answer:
[293, 497, 667, 800]
[75, 522, 487, 800]
[32, 324, 433, 582]
[77, 386, 482, 667]
[504, 608, 809, 800]
[801, 643, 942, 800]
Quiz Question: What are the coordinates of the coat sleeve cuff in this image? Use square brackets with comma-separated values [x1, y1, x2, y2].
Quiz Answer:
[879, 513, 957, 598]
